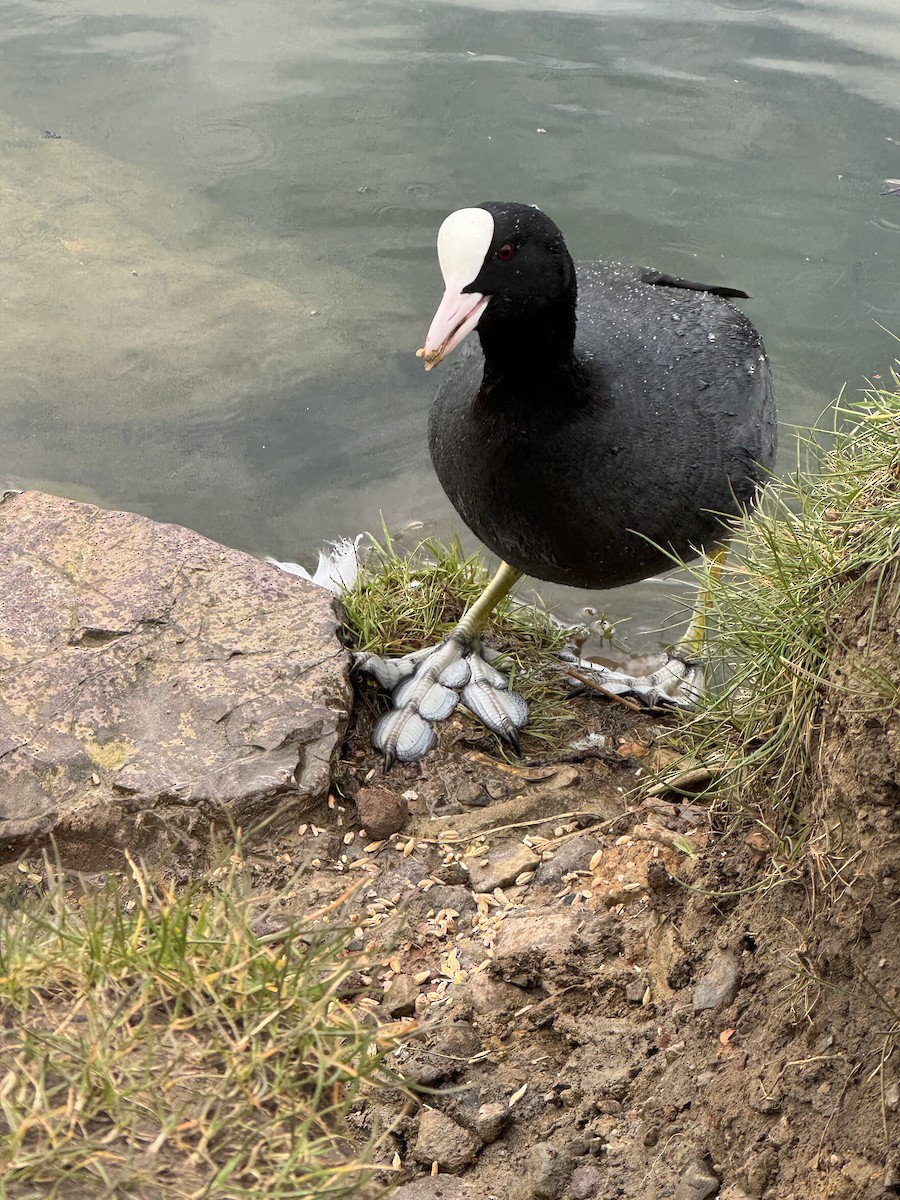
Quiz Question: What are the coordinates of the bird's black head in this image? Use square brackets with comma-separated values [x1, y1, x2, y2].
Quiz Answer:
[418, 201, 578, 373]
[465, 201, 576, 323]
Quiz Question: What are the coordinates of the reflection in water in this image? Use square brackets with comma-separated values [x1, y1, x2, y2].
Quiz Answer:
[0, 0, 898, 649]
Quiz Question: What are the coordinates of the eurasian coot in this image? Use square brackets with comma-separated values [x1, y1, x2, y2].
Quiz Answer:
[359, 201, 777, 765]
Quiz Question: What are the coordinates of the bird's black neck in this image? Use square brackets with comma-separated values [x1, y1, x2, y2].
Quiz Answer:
[477, 288, 578, 382]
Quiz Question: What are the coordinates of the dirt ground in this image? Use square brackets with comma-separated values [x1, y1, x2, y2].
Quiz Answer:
[3, 589, 895, 1199]
[250, 609, 899, 1200]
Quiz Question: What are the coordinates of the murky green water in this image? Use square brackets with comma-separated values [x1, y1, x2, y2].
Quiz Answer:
[1, 0, 898, 646]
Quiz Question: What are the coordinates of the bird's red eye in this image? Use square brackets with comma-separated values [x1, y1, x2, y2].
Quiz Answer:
[496, 243, 516, 262]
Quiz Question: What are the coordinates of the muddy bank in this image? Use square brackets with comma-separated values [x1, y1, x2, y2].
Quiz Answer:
[284, 555, 897, 1199]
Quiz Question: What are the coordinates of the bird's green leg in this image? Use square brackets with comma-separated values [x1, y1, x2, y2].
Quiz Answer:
[456, 561, 523, 637]
[562, 543, 730, 709]
[356, 561, 527, 767]
[676, 542, 730, 660]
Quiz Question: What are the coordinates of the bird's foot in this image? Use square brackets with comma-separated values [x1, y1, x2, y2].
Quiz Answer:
[355, 634, 529, 767]
[561, 651, 704, 710]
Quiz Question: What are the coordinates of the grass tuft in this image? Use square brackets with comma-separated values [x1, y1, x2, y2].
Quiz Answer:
[343, 529, 583, 750]
[659, 368, 900, 844]
[0, 854, 402, 1200]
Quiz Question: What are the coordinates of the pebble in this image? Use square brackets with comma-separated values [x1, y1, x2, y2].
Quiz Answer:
[693, 949, 741, 1011]
[355, 785, 409, 840]
[465, 843, 540, 893]
[382, 972, 419, 1017]
[625, 978, 648, 1004]
[526, 1140, 575, 1199]
[475, 1100, 510, 1144]
[491, 909, 578, 987]
[532, 833, 602, 889]
[413, 1107, 482, 1174]
[567, 1162, 604, 1199]
[674, 1159, 720, 1200]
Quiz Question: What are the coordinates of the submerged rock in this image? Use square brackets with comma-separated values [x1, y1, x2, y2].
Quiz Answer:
[0, 491, 350, 868]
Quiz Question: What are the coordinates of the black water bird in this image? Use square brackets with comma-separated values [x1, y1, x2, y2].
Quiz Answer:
[359, 201, 777, 765]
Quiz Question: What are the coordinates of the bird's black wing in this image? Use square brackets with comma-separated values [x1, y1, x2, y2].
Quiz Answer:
[639, 269, 750, 301]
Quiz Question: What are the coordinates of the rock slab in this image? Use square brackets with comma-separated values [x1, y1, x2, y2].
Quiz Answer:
[0, 491, 350, 866]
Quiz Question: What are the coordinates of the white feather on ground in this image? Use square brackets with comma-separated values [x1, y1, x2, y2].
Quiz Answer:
[266, 536, 363, 595]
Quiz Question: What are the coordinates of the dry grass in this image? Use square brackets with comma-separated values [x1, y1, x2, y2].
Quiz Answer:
[0, 853, 404, 1200]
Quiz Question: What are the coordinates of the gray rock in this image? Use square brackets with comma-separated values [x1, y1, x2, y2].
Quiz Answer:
[382, 973, 420, 1017]
[625, 978, 647, 1004]
[0, 491, 349, 868]
[465, 842, 539, 892]
[674, 1159, 720, 1200]
[693, 949, 741, 1011]
[413, 1107, 482, 1174]
[355, 785, 408, 840]
[527, 1141, 575, 1199]
[532, 833, 601, 889]
[567, 1162, 603, 1199]
[475, 1100, 510, 1144]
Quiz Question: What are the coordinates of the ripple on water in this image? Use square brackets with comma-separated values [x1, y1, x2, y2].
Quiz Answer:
[861, 281, 900, 320]
[709, 0, 774, 11]
[179, 118, 279, 175]
[870, 209, 900, 235]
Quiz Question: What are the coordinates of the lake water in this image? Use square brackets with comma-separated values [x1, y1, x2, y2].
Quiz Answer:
[1, 0, 898, 652]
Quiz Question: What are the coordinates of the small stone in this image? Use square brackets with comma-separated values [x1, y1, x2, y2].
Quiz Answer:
[413, 1108, 481, 1174]
[432, 1020, 482, 1063]
[355, 786, 409, 840]
[475, 1100, 509, 1144]
[674, 1159, 720, 1200]
[382, 973, 419, 1017]
[567, 1162, 603, 1199]
[526, 1141, 575, 1199]
[533, 833, 602, 889]
[625, 978, 647, 1004]
[743, 1148, 778, 1196]
[693, 949, 741, 1011]
[458, 970, 527, 1022]
[885, 1081, 900, 1112]
[465, 843, 540, 892]
[491, 909, 578, 987]
[426, 883, 477, 918]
